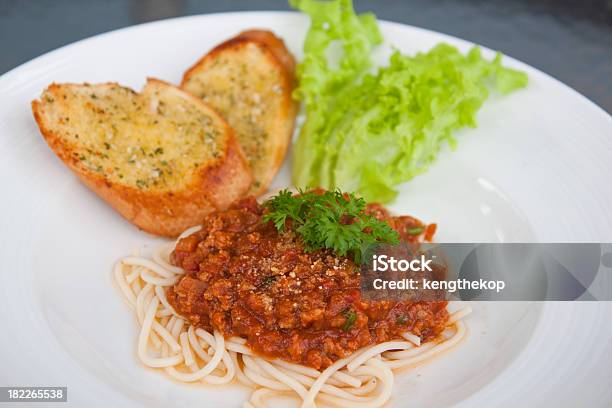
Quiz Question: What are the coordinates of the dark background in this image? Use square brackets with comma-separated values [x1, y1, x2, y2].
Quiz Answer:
[1, 0, 611, 113]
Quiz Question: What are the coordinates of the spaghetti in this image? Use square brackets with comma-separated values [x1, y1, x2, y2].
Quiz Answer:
[114, 229, 470, 408]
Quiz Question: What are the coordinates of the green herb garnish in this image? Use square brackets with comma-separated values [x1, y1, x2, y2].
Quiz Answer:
[342, 309, 357, 332]
[396, 316, 407, 325]
[263, 189, 399, 262]
[260, 275, 277, 287]
[406, 226, 425, 236]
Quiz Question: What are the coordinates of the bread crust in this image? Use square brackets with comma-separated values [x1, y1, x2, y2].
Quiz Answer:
[182, 30, 298, 196]
[32, 78, 252, 237]
[236, 30, 296, 78]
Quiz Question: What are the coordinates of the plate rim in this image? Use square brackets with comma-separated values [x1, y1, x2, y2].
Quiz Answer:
[0, 11, 610, 122]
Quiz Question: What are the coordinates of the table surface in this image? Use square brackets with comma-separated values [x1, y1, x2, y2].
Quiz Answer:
[1, 0, 610, 113]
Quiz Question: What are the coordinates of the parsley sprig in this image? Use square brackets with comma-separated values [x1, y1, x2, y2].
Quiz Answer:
[342, 309, 357, 332]
[263, 189, 399, 262]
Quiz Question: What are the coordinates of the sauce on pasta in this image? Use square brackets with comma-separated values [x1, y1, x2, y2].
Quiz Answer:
[168, 197, 448, 370]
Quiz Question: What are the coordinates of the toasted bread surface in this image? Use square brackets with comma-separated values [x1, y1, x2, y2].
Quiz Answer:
[182, 30, 297, 196]
[32, 78, 252, 237]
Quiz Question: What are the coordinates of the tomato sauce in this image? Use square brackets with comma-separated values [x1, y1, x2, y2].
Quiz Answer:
[168, 197, 448, 369]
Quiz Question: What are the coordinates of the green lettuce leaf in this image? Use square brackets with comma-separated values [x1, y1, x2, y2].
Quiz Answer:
[290, 0, 528, 202]
[290, 0, 382, 188]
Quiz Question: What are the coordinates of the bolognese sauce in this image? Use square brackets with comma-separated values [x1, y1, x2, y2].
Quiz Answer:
[167, 196, 448, 370]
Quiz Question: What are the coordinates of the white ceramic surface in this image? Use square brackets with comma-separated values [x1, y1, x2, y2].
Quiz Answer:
[0, 12, 611, 407]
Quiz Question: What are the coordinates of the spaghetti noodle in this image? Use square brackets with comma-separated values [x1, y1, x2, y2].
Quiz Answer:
[114, 228, 470, 408]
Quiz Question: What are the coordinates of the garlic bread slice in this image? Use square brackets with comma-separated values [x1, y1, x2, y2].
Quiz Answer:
[182, 30, 297, 195]
[32, 78, 252, 237]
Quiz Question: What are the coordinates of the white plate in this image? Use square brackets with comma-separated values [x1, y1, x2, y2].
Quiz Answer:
[1, 11, 611, 407]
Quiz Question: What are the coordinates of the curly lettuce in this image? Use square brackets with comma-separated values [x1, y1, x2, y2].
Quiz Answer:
[290, 0, 528, 202]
